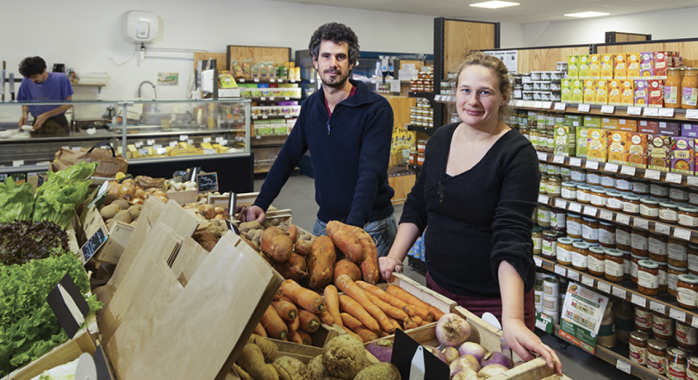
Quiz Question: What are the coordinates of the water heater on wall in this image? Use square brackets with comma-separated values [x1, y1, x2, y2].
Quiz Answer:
[122, 11, 159, 43]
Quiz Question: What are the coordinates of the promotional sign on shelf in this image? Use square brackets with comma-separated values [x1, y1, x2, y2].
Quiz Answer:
[559, 282, 609, 355]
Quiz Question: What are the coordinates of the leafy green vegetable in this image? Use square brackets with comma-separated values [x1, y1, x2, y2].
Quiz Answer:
[0, 176, 34, 223]
[45, 162, 98, 186]
[0, 220, 69, 266]
[0, 254, 102, 377]
[33, 181, 91, 230]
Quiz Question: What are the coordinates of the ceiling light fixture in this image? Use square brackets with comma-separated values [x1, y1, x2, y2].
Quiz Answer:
[470, 1, 520, 9]
[564, 11, 610, 18]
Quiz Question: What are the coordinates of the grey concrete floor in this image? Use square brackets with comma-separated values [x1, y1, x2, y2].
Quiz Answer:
[256, 173, 635, 380]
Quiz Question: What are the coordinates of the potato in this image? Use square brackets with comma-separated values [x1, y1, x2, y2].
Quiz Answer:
[211, 218, 221, 227]
[353, 363, 400, 380]
[198, 204, 216, 219]
[307, 355, 330, 380]
[273, 356, 308, 380]
[113, 210, 132, 224]
[127, 205, 141, 219]
[322, 335, 367, 380]
[214, 206, 225, 215]
[100, 204, 121, 219]
[240, 221, 262, 233]
[105, 218, 115, 231]
[215, 214, 226, 220]
[112, 199, 130, 210]
[260, 227, 293, 262]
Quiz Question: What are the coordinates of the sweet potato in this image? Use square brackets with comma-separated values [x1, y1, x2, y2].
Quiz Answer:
[333, 258, 362, 285]
[306, 236, 337, 289]
[261, 227, 294, 262]
[294, 240, 312, 256]
[275, 252, 308, 282]
[286, 224, 298, 243]
[326, 221, 379, 284]
[330, 229, 365, 263]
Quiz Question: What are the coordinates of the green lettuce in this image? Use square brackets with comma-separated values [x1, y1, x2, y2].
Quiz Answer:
[0, 177, 34, 223]
[46, 162, 98, 186]
[33, 181, 91, 230]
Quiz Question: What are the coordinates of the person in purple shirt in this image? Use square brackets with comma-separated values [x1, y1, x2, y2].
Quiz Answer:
[17, 56, 73, 136]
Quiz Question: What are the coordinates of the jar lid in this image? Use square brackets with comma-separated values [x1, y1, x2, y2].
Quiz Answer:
[532, 226, 543, 232]
[631, 253, 647, 259]
[618, 249, 632, 255]
[543, 230, 558, 237]
[577, 185, 591, 190]
[689, 243, 698, 249]
[558, 237, 574, 244]
[639, 260, 658, 269]
[582, 217, 598, 222]
[606, 191, 623, 197]
[679, 205, 698, 213]
[591, 188, 607, 194]
[573, 242, 591, 249]
[678, 274, 698, 284]
[561, 182, 577, 188]
[660, 202, 678, 208]
[548, 177, 561, 183]
[688, 356, 698, 366]
[623, 194, 640, 200]
[670, 184, 687, 189]
[535, 285, 544, 291]
[630, 331, 650, 342]
[568, 213, 581, 218]
[641, 197, 660, 205]
[617, 175, 631, 179]
[633, 178, 650, 183]
[668, 347, 688, 360]
[668, 264, 689, 271]
[599, 221, 615, 226]
[589, 246, 605, 254]
[604, 249, 624, 257]
[648, 339, 669, 351]
[543, 277, 559, 284]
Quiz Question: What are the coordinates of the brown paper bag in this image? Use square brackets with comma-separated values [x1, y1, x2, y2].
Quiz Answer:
[52, 142, 128, 177]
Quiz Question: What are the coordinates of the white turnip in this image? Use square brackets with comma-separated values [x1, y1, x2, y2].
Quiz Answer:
[480, 351, 512, 369]
[458, 341, 488, 363]
[442, 347, 460, 365]
[423, 345, 447, 363]
[449, 355, 480, 379]
[436, 313, 471, 347]
[478, 364, 509, 378]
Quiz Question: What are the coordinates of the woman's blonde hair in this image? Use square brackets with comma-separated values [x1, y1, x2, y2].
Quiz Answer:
[451, 51, 512, 120]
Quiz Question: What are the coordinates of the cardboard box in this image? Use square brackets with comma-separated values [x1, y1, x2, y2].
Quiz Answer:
[639, 120, 659, 134]
[602, 117, 619, 130]
[579, 55, 590, 79]
[166, 190, 199, 205]
[627, 133, 648, 168]
[648, 134, 672, 172]
[583, 79, 596, 104]
[608, 79, 621, 105]
[561, 78, 572, 103]
[608, 130, 629, 164]
[554, 125, 576, 156]
[587, 128, 609, 162]
[621, 79, 635, 106]
[568, 55, 579, 78]
[584, 116, 602, 128]
[614, 54, 627, 79]
[601, 54, 615, 79]
[682, 124, 698, 138]
[589, 54, 601, 78]
[672, 136, 695, 175]
[618, 118, 638, 132]
[635, 79, 649, 106]
[654, 51, 670, 78]
[627, 53, 641, 79]
[658, 121, 681, 136]
[640, 52, 654, 78]
[576, 128, 589, 158]
[571, 79, 584, 103]
[648, 79, 664, 108]
[565, 115, 582, 127]
[595, 79, 609, 105]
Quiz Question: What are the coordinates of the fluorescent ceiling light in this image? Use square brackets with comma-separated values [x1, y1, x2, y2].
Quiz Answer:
[470, 1, 520, 9]
[564, 11, 610, 18]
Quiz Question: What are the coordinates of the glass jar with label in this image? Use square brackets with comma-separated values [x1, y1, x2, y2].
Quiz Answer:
[590, 187, 607, 207]
[638, 259, 659, 295]
[605, 249, 625, 282]
[669, 265, 689, 297]
[631, 254, 644, 284]
[546, 177, 562, 196]
[689, 244, 698, 275]
[545, 164, 559, 176]
[572, 242, 590, 271]
[587, 171, 601, 186]
[667, 347, 688, 380]
[561, 182, 577, 200]
[600, 173, 616, 189]
[557, 237, 574, 266]
[417, 152, 425, 166]
[636, 305, 654, 333]
[671, 186, 690, 203]
[532, 226, 543, 255]
[648, 339, 669, 375]
[665, 67, 683, 108]
[633, 179, 651, 196]
[652, 182, 671, 199]
[677, 274, 698, 310]
[566, 213, 583, 239]
[598, 221, 616, 248]
[679, 205, 698, 227]
[616, 175, 633, 193]
[617, 224, 632, 251]
[688, 357, 698, 380]
[631, 228, 650, 257]
[623, 194, 641, 214]
[571, 168, 586, 183]
[624, 251, 633, 280]
[649, 233, 668, 263]
[542, 230, 558, 260]
[653, 312, 675, 342]
[682, 67, 698, 110]
[577, 185, 592, 203]
[659, 261, 668, 293]
[537, 205, 551, 227]
[605, 191, 624, 211]
[676, 321, 698, 352]
[690, 189, 698, 206]
[588, 247, 606, 276]
[660, 202, 680, 224]
[582, 217, 599, 244]
[640, 198, 661, 220]
[539, 175, 548, 194]
[550, 209, 566, 231]
[669, 238, 688, 268]
[630, 331, 650, 365]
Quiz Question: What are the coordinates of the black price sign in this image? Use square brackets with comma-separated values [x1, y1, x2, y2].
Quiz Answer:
[196, 172, 219, 193]
[80, 226, 108, 264]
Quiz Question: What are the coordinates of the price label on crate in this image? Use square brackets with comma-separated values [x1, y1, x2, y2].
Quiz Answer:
[633, 218, 649, 230]
[616, 214, 631, 225]
[604, 163, 619, 173]
[555, 266, 567, 277]
[260, 97, 266, 101]
[578, 104, 591, 112]
[12, 160, 24, 167]
[644, 107, 659, 116]
[585, 160, 599, 170]
[553, 155, 565, 164]
[568, 202, 582, 213]
[616, 360, 632, 375]
[620, 165, 636, 176]
[554, 103, 567, 111]
[655, 223, 671, 235]
[659, 108, 675, 117]
[631, 294, 646, 307]
[597, 282, 612, 294]
[169, 141, 177, 148]
[534, 257, 542, 267]
[666, 173, 683, 184]
[627, 106, 642, 115]
[687, 110, 698, 119]
[601, 105, 615, 114]
[583, 206, 598, 217]
[674, 228, 692, 241]
[147, 139, 155, 145]
[650, 301, 666, 314]
[538, 194, 549, 204]
[645, 169, 661, 180]
[670, 308, 687, 322]
[688, 176, 698, 187]
[555, 199, 567, 209]
[599, 210, 614, 221]
[581, 276, 595, 287]
[537, 152, 548, 161]
[568, 271, 580, 282]
[569, 157, 582, 167]
[612, 286, 627, 299]
[179, 135, 188, 141]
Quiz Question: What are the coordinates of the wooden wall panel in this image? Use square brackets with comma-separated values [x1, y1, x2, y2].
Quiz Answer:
[443, 20, 496, 75]
[517, 47, 590, 73]
[227, 46, 291, 69]
[598, 42, 698, 67]
[614, 33, 650, 43]
[193, 52, 228, 73]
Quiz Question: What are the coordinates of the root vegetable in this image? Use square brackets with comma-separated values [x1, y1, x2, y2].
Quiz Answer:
[340, 312, 363, 330]
[356, 281, 416, 318]
[335, 274, 394, 333]
[240, 221, 262, 232]
[353, 362, 401, 380]
[330, 229, 365, 263]
[237, 344, 278, 380]
[480, 352, 512, 369]
[287, 329, 303, 345]
[430, 305, 446, 321]
[275, 252, 308, 282]
[403, 318, 419, 330]
[100, 204, 121, 219]
[113, 210, 132, 224]
[306, 236, 337, 289]
[323, 285, 343, 328]
[294, 239, 312, 256]
[286, 224, 298, 242]
[450, 355, 481, 378]
[287, 314, 300, 332]
[436, 313, 471, 347]
[299, 310, 321, 333]
[452, 368, 479, 380]
[322, 335, 367, 380]
[262, 305, 289, 340]
[112, 199, 130, 210]
[443, 347, 460, 365]
[297, 330, 312, 345]
[479, 364, 509, 378]
[367, 294, 408, 321]
[386, 285, 434, 322]
[333, 259, 362, 285]
[307, 355, 330, 380]
[254, 322, 268, 338]
[248, 334, 278, 362]
[272, 363, 292, 380]
[127, 205, 141, 219]
[280, 279, 325, 314]
[319, 310, 334, 326]
[274, 356, 308, 380]
[233, 363, 254, 380]
[338, 295, 379, 332]
[353, 326, 379, 343]
[214, 206, 225, 214]
[271, 298, 298, 322]
[262, 227, 294, 262]
[424, 345, 447, 363]
[458, 342, 487, 363]
[366, 339, 394, 363]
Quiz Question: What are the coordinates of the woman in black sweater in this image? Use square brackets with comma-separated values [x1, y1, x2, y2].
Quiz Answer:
[379, 52, 561, 374]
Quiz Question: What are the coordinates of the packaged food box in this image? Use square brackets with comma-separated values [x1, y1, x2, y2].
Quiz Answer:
[587, 128, 609, 162]
[634, 80, 649, 106]
[618, 118, 638, 132]
[561, 79, 572, 103]
[648, 134, 672, 172]
[608, 79, 621, 105]
[608, 130, 629, 164]
[568, 55, 579, 78]
[672, 136, 695, 175]
[640, 52, 654, 78]
[627, 53, 642, 79]
[627, 133, 648, 168]
[584, 79, 597, 104]
[601, 54, 615, 79]
[658, 121, 681, 136]
[682, 124, 698, 138]
[584, 116, 602, 128]
[576, 127, 591, 158]
[554, 125, 576, 156]
[602, 117, 619, 130]
[639, 120, 659, 134]
[596, 79, 609, 105]
[571, 79, 584, 103]
[621, 79, 635, 106]
[579, 55, 591, 79]
[648, 79, 664, 108]
[565, 115, 582, 127]
[614, 54, 627, 79]
[654, 51, 670, 78]
[589, 54, 601, 78]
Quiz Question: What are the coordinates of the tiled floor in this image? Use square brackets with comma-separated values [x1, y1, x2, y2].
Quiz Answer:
[258, 173, 636, 380]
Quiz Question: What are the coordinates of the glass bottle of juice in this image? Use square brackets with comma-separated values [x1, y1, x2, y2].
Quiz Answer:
[664, 67, 682, 108]
[682, 67, 698, 109]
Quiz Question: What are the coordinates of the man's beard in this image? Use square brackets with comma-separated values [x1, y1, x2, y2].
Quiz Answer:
[320, 68, 351, 89]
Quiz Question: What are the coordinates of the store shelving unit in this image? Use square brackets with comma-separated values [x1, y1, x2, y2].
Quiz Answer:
[406, 124, 436, 136]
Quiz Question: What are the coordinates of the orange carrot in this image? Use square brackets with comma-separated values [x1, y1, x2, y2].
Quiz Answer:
[403, 317, 419, 330]
[420, 320, 430, 327]
[319, 311, 335, 326]
[273, 286, 283, 300]
[353, 326, 379, 343]
[254, 322, 268, 338]
[271, 298, 298, 322]
[380, 331, 390, 338]
[280, 279, 325, 313]
[341, 326, 363, 341]
[287, 316, 300, 332]
[324, 285, 343, 328]
[429, 306, 445, 321]
[299, 310, 321, 333]
[297, 330, 312, 345]
[287, 329, 303, 344]
[356, 281, 416, 317]
[387, 316, 401, 332]
[261, 305, 288, 340]
[411, 315, 423, 325]
[338, 294, 380, 332]
[341, 312, 364, 330]
[367, 293, 409, 321]
[336, 274, 395, 333]
[386, 285, 434, 322]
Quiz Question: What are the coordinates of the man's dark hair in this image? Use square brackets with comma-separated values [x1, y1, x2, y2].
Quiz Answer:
[18, 56, 47, 77]
[309, 23, 360, 66]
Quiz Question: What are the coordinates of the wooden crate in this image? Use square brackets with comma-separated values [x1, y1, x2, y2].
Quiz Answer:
[387, 272, 457, 314]
[224, 337, 324, 380]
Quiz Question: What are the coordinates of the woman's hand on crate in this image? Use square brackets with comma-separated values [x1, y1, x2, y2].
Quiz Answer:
[503, 318, 562, 375]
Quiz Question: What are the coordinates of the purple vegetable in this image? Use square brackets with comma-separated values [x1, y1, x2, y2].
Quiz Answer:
[458, 341, 488, 363]
[478, 364, 509, 378]
[480, 352, 512, 369]
[436, 313, 472, 347]
[449, 355, 480, 379]
[442, 346, 460, 365]
[424, 345, 447, 363]
[366, 339, 394, 363]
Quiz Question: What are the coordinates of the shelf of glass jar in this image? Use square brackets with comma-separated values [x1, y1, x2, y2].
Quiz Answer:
[508, 100, 698, 121]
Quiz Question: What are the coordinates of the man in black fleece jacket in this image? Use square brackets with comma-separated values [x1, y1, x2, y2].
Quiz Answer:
[246, 22, 397, 257]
